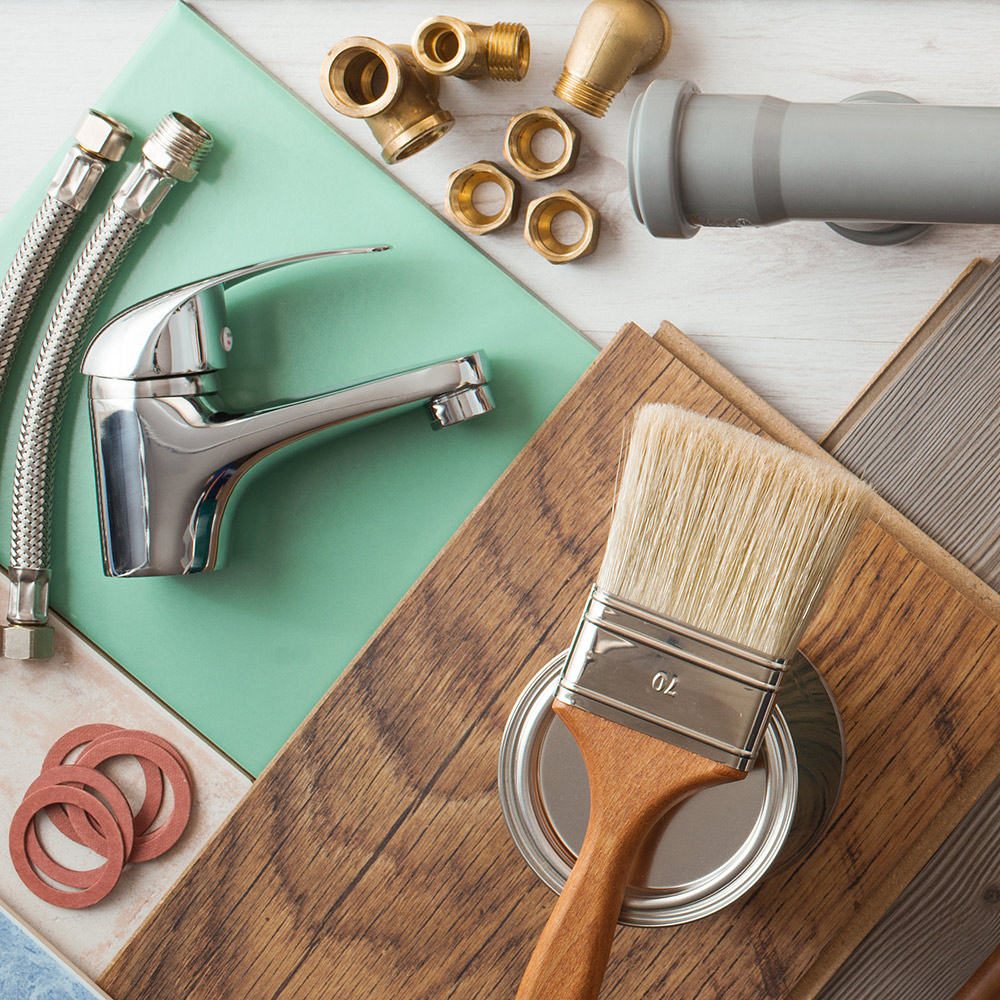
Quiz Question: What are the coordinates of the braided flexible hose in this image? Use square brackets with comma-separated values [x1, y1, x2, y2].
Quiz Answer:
[10, 207, 143, 572]
[3, 113, 212, 655]
[0, 197, 81, 402]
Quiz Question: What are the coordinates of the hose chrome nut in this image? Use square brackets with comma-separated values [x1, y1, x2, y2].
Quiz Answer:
[412, 17, 529, 81]
[504, 107, 580, 181]
[555, 0, 671, 118]
[73, 110, 133, 162]
[524, 190, 600, 263]
[47, 112, 134, 212]
[446, 161, 520, 235]
[320, 37, 455, 164]
[2, 624, 54, 660]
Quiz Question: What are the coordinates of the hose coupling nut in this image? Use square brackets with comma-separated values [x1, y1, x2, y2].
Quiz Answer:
[412, 17, 529, 81]
[446, 161, 520, 235]
[2, 624, 54, 660]
[4, 567, 54, 660]
[504, 107, 580, 180]
[524, 190, 600, 264]
[74, 110, 133, 163]
[320, 37, 455, 164]
[47, 111, 134, 211]
[555, 0, 671, 118]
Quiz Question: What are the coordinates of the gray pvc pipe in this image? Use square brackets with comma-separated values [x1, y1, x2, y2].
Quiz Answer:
[627, 78, 1000, 239]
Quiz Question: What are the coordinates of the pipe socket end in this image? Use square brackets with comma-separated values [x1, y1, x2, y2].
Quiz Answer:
[2, 624, 54, 660]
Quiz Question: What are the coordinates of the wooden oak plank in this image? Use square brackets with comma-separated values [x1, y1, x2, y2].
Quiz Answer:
[100, 326, 1000, 999]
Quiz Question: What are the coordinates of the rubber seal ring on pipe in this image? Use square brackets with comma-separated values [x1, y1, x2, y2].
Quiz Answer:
[42, 724, 163, 839]
[25, 765, 135, 884]
[74, 735, 192, 862]
[9, 785, 126, 908]
[825, 91, 931, 246]
[627, 78, 700, 238]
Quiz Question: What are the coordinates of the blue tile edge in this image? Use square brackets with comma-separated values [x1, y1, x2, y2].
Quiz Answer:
[0, 903, 109, 999]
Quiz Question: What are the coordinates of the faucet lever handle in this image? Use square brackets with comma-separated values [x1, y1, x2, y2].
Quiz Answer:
[80, 246, 391, 381]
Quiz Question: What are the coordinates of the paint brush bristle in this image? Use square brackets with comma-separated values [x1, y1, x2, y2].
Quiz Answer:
[596, 404, 872, 660]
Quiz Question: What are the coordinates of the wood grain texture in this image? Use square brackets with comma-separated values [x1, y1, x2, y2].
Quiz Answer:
[99, 326, 1000, 999]
[952, 941, 1000, 1000]
[515, 706, 739, 1000]
[817, 766, 1000, 1000]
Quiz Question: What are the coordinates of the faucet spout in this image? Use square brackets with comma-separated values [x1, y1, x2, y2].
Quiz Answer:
[87, 352, 493, 577]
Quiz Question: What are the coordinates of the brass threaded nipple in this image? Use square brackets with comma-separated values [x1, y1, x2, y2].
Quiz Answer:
[486, 22, 530, 81]
[554, 70, 614, 118]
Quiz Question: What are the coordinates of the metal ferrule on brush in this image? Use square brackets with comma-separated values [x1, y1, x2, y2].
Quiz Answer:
[555, 587, 788, 772]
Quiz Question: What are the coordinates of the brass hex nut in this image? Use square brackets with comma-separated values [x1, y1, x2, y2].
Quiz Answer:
[524, 190, 600, 264]
[446, 160, 520, 235]
[504, 107, 579, 180]
[73, 110, 132, 162]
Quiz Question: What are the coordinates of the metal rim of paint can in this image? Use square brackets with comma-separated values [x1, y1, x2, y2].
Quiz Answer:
[498, 650, 845, 927]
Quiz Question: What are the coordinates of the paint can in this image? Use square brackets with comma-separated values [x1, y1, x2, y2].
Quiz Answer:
[498, 650, 844, 926]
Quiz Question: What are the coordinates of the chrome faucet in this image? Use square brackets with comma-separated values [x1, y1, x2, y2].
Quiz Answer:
[81, 249, 494, 577]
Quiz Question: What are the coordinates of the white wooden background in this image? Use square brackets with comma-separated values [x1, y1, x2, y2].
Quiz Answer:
[3, 1, 1000, 441]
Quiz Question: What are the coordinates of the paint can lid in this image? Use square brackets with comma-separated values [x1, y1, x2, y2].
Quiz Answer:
[498, 652, 810, 926]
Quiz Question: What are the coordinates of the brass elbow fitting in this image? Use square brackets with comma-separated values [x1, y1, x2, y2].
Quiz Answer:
[320, 37, 455, 163]
[412, 17, 530, 81]
[554, 0, 671, 118]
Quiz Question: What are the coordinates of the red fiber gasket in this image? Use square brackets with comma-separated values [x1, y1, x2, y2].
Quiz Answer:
[9, 785, 125, 908]
[67, 729, 191, 850]
[42, 724, 163, 838]
[25, 765, 135, 883]
[74, 735, 192, 863]
[87, 729, 193, 786]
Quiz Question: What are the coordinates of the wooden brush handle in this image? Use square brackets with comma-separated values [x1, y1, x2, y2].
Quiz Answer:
[515, 702, 740, 1000]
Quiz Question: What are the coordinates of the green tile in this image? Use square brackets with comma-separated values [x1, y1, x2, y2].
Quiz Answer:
[0, 3, 596, 774]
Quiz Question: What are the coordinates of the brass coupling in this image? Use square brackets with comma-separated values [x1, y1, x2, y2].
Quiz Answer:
[554, 0, 671, 118]
[524, 190, 600, 264]
[446, 161, 520, 235]
[504, 107, 580, 180]
[320, 37, 455, 163]
[412, 17, 530, 81]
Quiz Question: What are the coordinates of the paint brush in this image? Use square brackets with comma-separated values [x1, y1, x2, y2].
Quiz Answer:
[515, 403, 872, 1000]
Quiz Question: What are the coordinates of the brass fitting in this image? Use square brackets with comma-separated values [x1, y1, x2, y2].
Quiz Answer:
[504, 107, 580, 180]
[320, 37, 455, 163]
[446, 161, 520, 235]
[524, 190, 600, 263]
[412, 17, 529, 81]
[554, 0, 671, 118]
